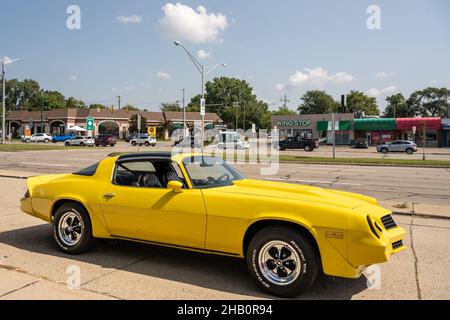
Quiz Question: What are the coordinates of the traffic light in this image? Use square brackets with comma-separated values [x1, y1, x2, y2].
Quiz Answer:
[110, 105, 114, 113]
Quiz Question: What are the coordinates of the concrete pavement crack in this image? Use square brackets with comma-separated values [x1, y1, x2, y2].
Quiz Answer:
[409, 204, 422, 300]
[0, 278, 42, 299]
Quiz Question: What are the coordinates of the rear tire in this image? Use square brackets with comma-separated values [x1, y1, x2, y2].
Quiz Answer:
[131, 141, 137, 146]
[246, 226, 319, 298]
[304, 145, 312, 152]
[52, 202, 94, 255]
[65, 142, 70, 147]
[381, 148, 388, 154]
[406, 148, 413, 155]
[145, 141, 150, 147]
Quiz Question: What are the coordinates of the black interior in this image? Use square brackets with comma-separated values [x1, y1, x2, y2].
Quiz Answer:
[114, 160, 185, 188]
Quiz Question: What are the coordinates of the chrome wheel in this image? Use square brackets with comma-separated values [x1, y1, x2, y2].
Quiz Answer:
[57, 211, 84, 247]
[258, 241, 301, 286]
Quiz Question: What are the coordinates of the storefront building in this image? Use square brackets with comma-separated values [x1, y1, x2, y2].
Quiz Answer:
[6, 109, 223, 139]
[353, 118, 397, 145]
[271, 113, 355, 145]
[396, 118, 442, 147]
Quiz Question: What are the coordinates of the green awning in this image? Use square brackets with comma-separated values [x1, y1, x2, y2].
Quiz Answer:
[317, 121, 328, 131]
[339, 120, 352, 131]
[317, 120, 352, 131]
[354, 118, 396, 131]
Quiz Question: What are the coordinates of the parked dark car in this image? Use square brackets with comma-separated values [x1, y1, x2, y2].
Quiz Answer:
[275, 137, 319, 152]
[353, 138, 369, 149]
[94, 134, 116, 147]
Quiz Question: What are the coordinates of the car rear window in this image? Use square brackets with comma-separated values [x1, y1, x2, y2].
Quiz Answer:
[74, 162, 99, 176]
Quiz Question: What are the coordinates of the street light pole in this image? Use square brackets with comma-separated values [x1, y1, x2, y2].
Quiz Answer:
[174, 41, 226, 152]
[182, 88, 186, 137]
[1, 57, 22, 144]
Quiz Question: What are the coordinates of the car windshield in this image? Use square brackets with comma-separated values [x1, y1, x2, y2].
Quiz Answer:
[183, 156, 246, 189]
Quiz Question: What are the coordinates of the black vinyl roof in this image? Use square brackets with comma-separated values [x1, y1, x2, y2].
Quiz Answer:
[117, 152, 173, 161]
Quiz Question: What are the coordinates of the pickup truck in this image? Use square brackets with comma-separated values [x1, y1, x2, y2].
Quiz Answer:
[52, 134, 75, 143]
[275, 136, 319, 152]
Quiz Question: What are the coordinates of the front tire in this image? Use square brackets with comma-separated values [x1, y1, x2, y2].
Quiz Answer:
[246, 226, 319, 298]
[381, 147, 388, 154]
[304, 145, 312, 152]
[52, 202, 94, 254]
[406, 148, 413, 155]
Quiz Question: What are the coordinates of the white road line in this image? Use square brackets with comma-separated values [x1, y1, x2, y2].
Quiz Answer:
[21, 162, 72, 167]
[265, 178, 363, 186]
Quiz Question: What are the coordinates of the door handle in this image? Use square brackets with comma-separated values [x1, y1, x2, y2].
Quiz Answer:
[103, 193, 115, 199]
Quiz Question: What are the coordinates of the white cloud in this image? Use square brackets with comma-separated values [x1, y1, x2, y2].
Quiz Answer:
[124, 85, 136, 91]
[366, 85, 397, 97]
[116, 15, 142, 24]
[69, 75, 77, 81]
[375, 71, 394, 80]
[157, 71, 171, 80]
[276, 67, 354, 91]
[158, 3, 229, 43]
[197, 49, 211, 59]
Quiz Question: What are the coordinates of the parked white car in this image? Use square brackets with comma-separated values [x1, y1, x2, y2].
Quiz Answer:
[130, 134, 156, 147]
[22, 133, 53, 143]
[65, 136, 95, 147]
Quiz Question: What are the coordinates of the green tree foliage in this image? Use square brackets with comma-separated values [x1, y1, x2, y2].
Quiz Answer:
[0, 79, 41, 111]
[128, 114, 147, 133]
[187, 77, 269, 129]
[384, 93, 412, 118]
[298, 90, 339, 114]
[88, 104, 106, 109]
[410, 87, 450, 117]
[343, 90, 379, 115]
[65, 97, 86, 109]
[272, 106, 297, 116]
[124, 105, 140, 111]
[41, 91, 66, 110]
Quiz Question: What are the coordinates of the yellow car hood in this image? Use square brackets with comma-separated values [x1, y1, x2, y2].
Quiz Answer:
[229, 179, 377, 209]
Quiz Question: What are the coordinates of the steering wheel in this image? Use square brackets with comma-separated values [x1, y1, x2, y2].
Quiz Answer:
[217, 173, 230, 181]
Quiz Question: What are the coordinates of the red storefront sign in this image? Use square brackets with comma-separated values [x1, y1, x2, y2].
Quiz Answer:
[396, 118, 441, 130]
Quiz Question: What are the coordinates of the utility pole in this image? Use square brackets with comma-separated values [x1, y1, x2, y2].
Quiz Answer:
[332, 112, 336, 159]
[1, 61, 5, 144]
[40, 91, 44, 133]
[281, 93, 290, 108]
[182, 88, 186, 137]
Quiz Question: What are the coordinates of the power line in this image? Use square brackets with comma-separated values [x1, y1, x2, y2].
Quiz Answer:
[281, 93, 290, 108]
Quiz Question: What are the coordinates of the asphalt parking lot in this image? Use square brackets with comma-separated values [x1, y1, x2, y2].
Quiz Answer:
[0, 145, 449, 300]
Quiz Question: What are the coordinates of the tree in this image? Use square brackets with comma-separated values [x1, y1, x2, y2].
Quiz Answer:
[41, 90, 66, 110]
[128, 114, 147, 133]
[412, 87, 450, 117]
[298, 90, 339, 114]
[187, 77, 268, 129]
[124, 105, 140, 112]
[384, 93, 412, 118]
[344, 90, 379, 115]
[0, 79, 41, 111]
[88, 104, 106, 110]
[65, 97, 86, 109]
[160, 102, 181, 112]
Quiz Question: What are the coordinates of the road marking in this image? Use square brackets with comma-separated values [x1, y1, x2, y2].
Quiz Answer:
[21, 162, 72, 167]
[265, 178, 363, 186]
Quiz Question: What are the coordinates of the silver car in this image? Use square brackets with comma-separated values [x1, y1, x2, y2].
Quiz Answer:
[130, 134, 156, 147]
[65, 136, 95, 147]
[377, 140, 418, 154]
[23, 133, 53, 143]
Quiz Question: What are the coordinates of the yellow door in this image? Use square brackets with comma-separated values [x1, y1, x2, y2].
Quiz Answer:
[100, 183, 207, 249]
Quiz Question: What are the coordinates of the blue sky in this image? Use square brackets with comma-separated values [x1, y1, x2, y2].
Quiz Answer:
[1, 0, 449, 111]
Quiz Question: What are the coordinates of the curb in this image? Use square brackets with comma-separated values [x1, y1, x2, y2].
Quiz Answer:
[392, 211, 450, 221]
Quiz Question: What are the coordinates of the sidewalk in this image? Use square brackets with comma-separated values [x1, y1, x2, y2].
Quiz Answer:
[0, 267, 115, 300]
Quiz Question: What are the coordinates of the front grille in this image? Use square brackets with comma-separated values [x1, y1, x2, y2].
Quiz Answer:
[392, 240, 403, 250]
[381, 214, 397, 230]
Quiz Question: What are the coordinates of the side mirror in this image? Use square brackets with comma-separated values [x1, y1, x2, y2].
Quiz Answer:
[167, 180, 183, 193]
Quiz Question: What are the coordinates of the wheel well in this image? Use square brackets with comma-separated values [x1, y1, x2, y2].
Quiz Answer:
[243, 220, 321, 259]
[51, 199, 89, 220]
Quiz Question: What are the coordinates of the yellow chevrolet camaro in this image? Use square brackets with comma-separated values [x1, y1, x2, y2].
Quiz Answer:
[20, 152, 405, 297]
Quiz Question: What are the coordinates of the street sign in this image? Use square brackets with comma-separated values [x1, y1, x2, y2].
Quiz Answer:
[200, 98, 206, 116]
[148, 127, 157, 137]
[252, 123, 256, 133]
[86, 117, 95, 131]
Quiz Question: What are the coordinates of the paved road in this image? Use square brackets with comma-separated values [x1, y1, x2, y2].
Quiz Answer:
[0, 177, 449, 300]
[0, 146, 449, 215]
